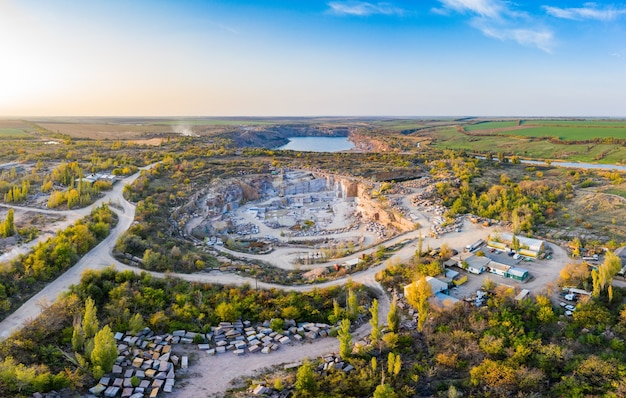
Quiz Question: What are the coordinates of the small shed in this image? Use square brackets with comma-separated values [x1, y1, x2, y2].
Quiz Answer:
[464, 255, 490, 275]
[506, 267, 529, 281]
[487, 262, 511, 277]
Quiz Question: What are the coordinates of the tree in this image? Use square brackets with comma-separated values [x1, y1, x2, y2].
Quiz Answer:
[406, 276, 432, 332]
[558, 262, 590, 288]
[128, 313, 145, 334]
[387, 352, 401, 379]
[328, 298, 343, 324]
[347, 290, 359, 321]
[415, 233, 423, 262]
[338, 318, 352, 359]
[592, 251, 622, 298]
[373, 384, 397, 398]
[369, 299, 382, 348]
[82, 297, 99, 340]
[215, 301, 241, 322]
[1, 208, 15, 238]
[294, 359, 318, 398]
[387, 295, 399, 333]
[91, 325, 117, 379]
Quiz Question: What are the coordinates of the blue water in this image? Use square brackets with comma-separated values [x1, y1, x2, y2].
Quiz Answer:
[278, 137, 354, 152]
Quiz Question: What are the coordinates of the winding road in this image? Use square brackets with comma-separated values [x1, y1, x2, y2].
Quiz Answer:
[0, 164, 395, 340]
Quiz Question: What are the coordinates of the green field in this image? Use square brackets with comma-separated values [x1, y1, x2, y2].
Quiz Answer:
[498, 125, 626, 140]
[429, 126, 626, 164]
[523, 119, 626, 127]
[464, 121, 519, 131]
[0, 128, 31, 138]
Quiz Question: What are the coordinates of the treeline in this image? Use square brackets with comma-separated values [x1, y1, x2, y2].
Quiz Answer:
[0, 204, 116, 321]
[427, 154, 571, 232]
[0, 268, 370, 396]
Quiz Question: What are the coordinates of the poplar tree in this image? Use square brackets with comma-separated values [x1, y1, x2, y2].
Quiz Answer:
[338, 318, 352, 359]
[387, 295, 400, 333]
[369, 299, 382, 348]
[91, 325, 117, 379]
[407, 275, 432, 332]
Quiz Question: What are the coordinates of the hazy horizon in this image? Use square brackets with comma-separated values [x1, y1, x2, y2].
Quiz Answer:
[2, 0, 626, 117]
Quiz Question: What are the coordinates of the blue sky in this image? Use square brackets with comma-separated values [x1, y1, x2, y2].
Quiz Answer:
[1, 0, 625, 116]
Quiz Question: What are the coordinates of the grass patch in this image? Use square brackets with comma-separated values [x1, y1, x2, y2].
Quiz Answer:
[605, 188, 626, 199]
[465, 121, 519, 131]
[0, 128, 31, 138]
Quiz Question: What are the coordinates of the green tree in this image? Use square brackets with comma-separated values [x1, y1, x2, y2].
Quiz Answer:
[294, 359, 318, 398]
[90, 325, 117, 379]
[387, 295, 399, 333]
[83, 297, 99, 340]
[128, 313, 145, 334]
[328, 298, 343, 324]
[369, 299, 382, 348]
[347, 289, 359, 321]
[373, 383, 397, 398]
[338, 318, 352, 359]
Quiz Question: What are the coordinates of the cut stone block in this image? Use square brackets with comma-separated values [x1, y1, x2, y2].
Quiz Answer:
[233, 349, 245, 356]
[261, 347, 271, 354]
[89, 384, 106, 395]
[248, 344, 261, 353]
[181, 356, 188, 368]
[104, 386, 120, 398]
[132, 358, 143, 368]
[99, 377, 111, 386]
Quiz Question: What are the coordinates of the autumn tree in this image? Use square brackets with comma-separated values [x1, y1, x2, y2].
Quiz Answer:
[592, 252, 622, 299]
[558, 262, 590, 288]
[407, 275, 432, 332]
[0, 208, 15, 238]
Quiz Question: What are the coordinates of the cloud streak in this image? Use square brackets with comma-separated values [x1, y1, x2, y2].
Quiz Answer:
[327, 1, 403, 16]
[543, 4, 626, 21]
[436, 0, 554, 52]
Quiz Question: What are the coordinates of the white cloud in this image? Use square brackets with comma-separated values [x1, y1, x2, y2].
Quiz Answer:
[327, 1, 403, 16]
[543, 3, 626, 21]
[438, 0, 505, 19]
[480, 26, 555, 53]
[437, 0, 554, 52]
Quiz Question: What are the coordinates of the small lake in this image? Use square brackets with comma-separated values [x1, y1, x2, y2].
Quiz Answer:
[277, 137, 354, 152]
